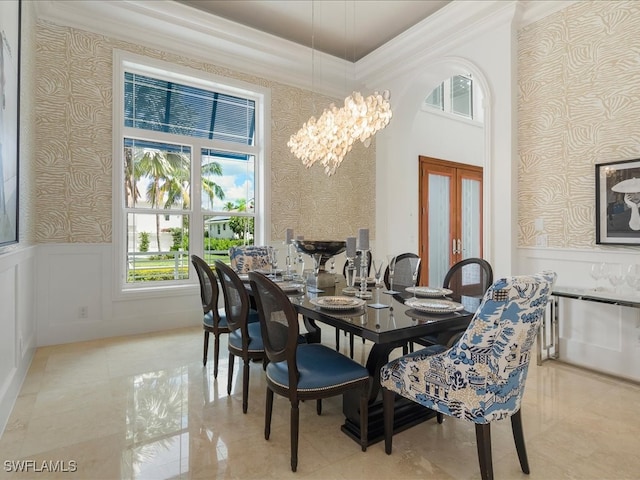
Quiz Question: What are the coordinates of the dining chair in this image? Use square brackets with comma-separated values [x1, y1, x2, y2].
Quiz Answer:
[383, 252, 421, 292]
[214, 260, 265, 413]
[191, 254, 229, 378]
[248, 271, 370, 472]
[339, 250, 373, 358]
[228, 245, 271, 273]
[381, 271, 557, 480]
[417, 257, 493, 349]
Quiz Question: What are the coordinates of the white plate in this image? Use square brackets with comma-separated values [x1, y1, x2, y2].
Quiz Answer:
[405, 286, 453, 297]
[310, 296, 366, 310]
[404, 298, 464, 314]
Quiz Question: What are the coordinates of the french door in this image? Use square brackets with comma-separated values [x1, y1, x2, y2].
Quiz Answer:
[418, 156, 483, 285]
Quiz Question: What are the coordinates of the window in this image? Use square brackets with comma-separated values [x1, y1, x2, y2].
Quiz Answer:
[424, 74, 483, 122]
[114, 52, 268, 293]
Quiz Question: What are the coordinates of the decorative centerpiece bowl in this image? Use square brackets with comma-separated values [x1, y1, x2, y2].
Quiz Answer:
[292, 240, 346, 268]
[292, 240, 346, 288]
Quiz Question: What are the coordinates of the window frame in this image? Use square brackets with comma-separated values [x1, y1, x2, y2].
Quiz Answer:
[112, 50, 270, 299]
[422, 74, 483, 124]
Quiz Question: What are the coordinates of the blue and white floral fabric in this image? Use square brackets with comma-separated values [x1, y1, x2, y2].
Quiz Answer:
[228, 246, 271, 273]
[381, 271, 557, 424]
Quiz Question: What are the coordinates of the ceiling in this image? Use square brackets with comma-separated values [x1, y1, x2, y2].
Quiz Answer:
[175, 1, 452, 61]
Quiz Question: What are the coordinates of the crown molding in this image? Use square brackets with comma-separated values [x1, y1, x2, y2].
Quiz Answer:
[357, 1, 517, 87]
[518, 0, 579, 26]
[357, 0, 576, 88]
[33, 0, 576, 98]
[34, 0, 353, 98]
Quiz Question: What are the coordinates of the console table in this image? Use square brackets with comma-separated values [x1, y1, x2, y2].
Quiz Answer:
[537, 287, 640, 365]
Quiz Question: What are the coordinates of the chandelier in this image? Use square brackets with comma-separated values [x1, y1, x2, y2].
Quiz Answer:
[288, 90, 392, 176]
[287, 2, 392, 177]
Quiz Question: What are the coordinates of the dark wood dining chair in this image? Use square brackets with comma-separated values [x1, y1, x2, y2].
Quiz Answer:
[214, 260, 264, 413]
[383, 252, 421, 292]
[417, 257, 493, 348]
[191, 254, 228, 378]
[248, 271, 370, 472]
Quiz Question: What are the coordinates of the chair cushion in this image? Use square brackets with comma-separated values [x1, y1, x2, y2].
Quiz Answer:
[203, 308, 227, 328]
[247, 309, 260, 324]
[266, 344, 369, 392]
[228, 321, 264, 353]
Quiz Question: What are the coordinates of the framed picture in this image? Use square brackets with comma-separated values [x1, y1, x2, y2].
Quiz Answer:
[0, 0, 20, 247]
[596, 158, 640, 245]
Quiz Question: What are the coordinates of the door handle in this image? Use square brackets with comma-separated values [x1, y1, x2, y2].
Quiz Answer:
[457, 239, 462, 255]
[452, 239, 457, 255]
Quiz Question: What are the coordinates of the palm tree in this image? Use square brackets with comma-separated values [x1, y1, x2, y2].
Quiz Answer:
[134, 148, 184, 252]
[202, 160, 225, 208]
[131, 147, 226, 252]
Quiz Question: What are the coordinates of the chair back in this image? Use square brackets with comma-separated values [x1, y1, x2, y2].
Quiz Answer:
[384, 253, 420, 290]
[214, 260, 250, 337]
[443, 257, 493, 312]
[342, 250, 372, 277]
[191, 255, 219, 316]
[248, 272, 300, 385]
[228, 245, 271, 273]
[385, 271, 557, 423]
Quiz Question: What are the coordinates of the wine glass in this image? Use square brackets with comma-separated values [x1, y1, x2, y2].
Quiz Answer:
[386, 254, 396, 293]
[269, 247, 279, 279]
[329, 256, 336, 274]
[626, 264, 640, 292]
[606, 263, 624, 294]
[312, 253, 322, 286]
[372, 259, 385, 288]
[409, 257, 422, 299]
[589, 262, 605, 290]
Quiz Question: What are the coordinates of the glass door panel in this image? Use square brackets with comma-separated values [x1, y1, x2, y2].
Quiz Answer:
[428, 173, 451, 286]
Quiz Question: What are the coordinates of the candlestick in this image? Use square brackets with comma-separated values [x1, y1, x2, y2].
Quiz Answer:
[346, 236, 356, 258]
[285, 228, 294, 244]
[355, 249, 372, 299]
[357, 228, 369, 251]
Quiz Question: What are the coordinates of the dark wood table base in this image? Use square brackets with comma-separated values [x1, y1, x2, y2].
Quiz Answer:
[342, 390, 436, 446]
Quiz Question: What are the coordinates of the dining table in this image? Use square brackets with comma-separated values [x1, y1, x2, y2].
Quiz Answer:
[276, 275, 474, 446]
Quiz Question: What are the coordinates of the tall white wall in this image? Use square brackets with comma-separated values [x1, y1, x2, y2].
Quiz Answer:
[369, 2, 519, 278]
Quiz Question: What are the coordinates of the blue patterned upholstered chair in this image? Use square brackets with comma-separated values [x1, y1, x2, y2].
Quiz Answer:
[214, 260, 265, 414]
[381, 271, 557, 480]
[248, 271, 370, 472]
[228, 245, 271, 273]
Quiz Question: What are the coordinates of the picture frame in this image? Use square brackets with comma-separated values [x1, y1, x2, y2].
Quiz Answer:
[595, 158, 640, 245]
[0, 0, 20, 247]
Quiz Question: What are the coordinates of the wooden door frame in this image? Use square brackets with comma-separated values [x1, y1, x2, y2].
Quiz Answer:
[418, 156, 483, 283]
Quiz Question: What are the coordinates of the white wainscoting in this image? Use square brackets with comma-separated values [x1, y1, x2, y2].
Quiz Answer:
[518, 247, 640, 382]
[36, 244, 202, 347]
[0, 246, 37, 434]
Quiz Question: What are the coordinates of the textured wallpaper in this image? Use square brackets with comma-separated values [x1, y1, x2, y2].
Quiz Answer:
[34, 22, 375, 244]
[518, 0, 640, 248]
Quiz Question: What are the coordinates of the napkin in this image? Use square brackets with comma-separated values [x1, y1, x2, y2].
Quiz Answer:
[368, 303, 389, 309]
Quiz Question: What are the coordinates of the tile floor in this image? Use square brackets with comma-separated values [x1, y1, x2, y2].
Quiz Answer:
[1, 325, 639, 479]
